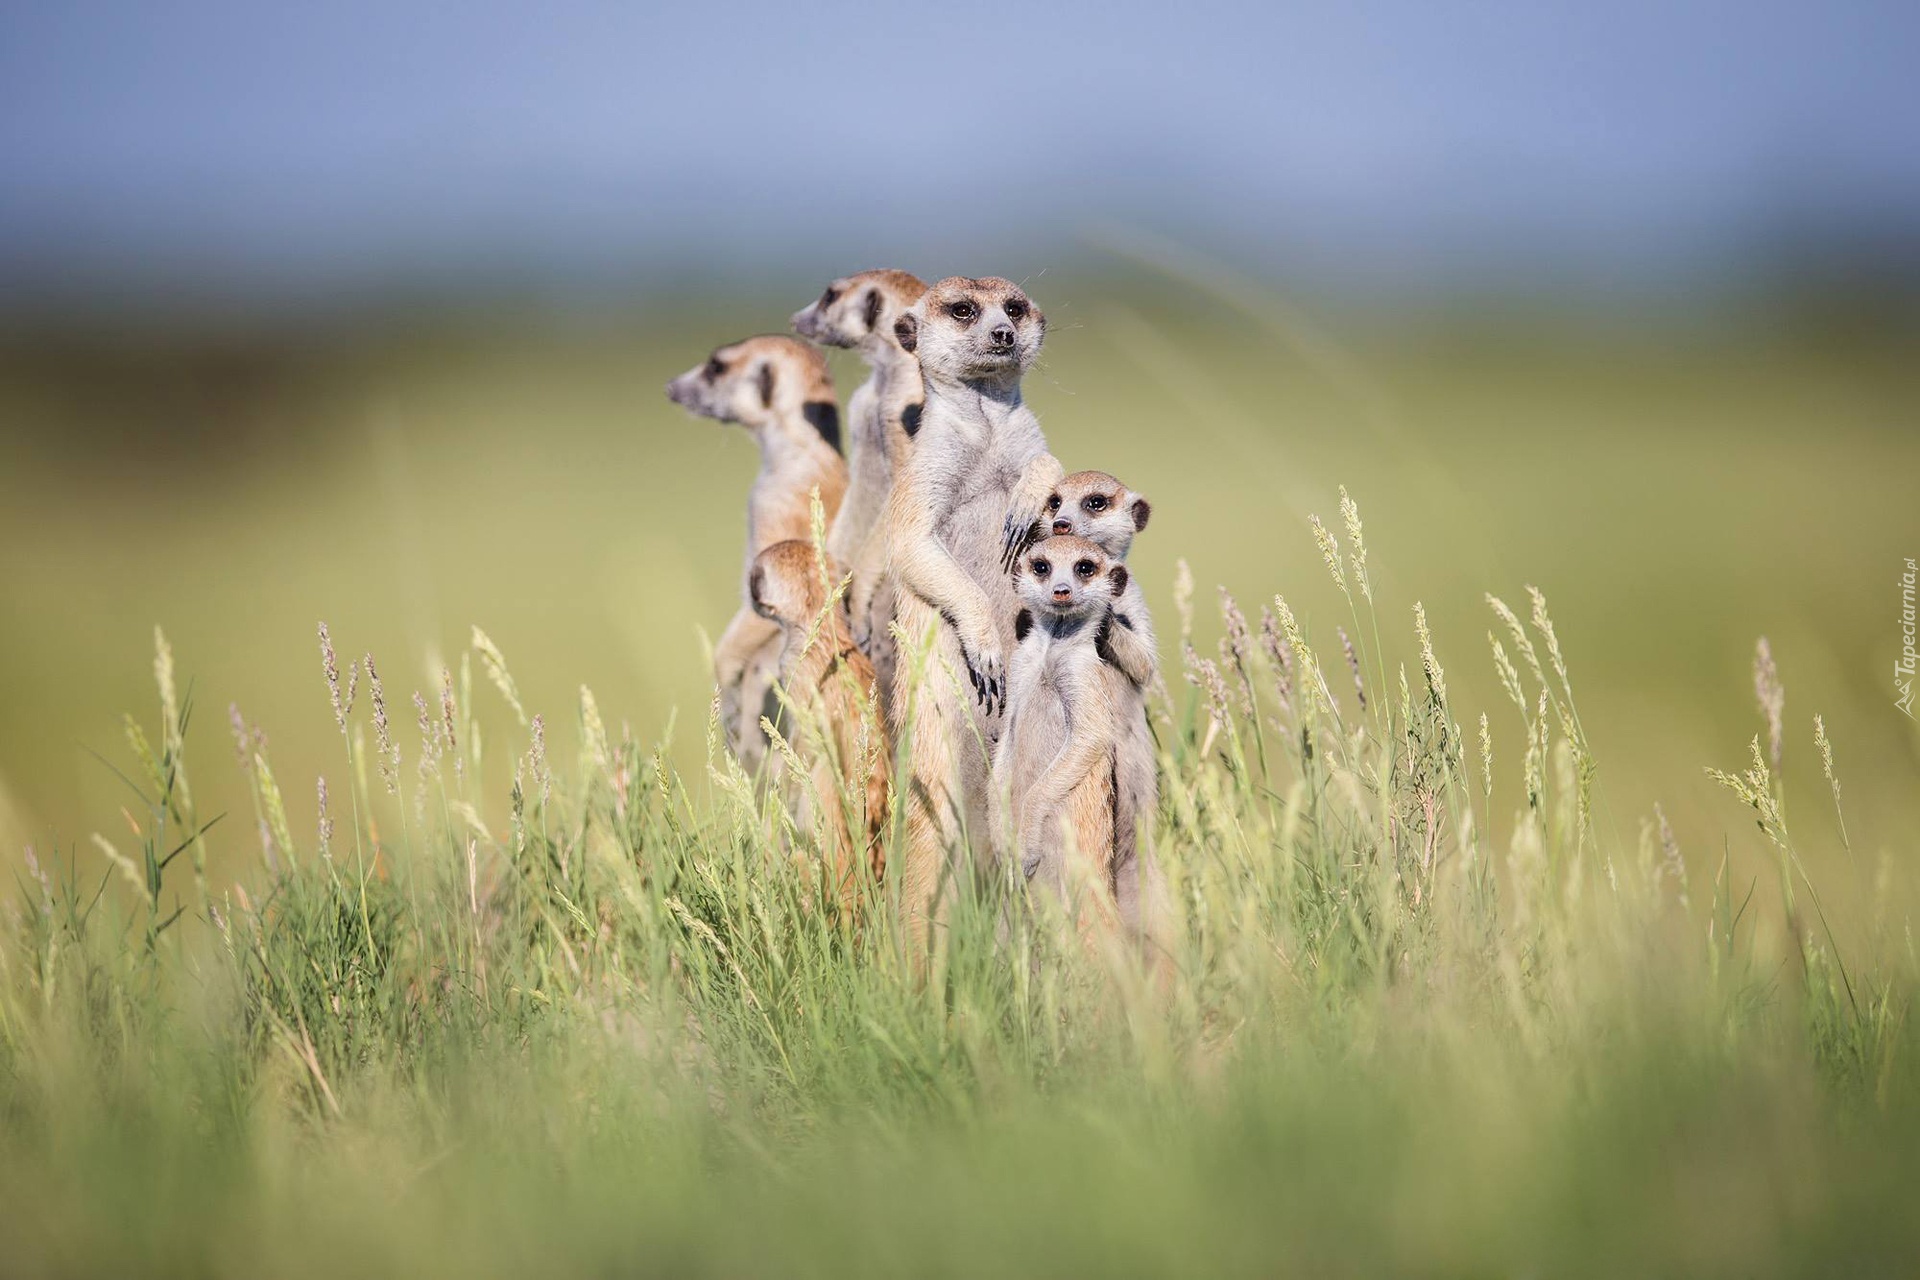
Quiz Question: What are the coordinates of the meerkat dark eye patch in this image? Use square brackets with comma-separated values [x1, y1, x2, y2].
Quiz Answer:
[1004, 298, 1028, 320]
[1014, 609, 1033, 642]
[899, 401, 923, 438]
[1075, 560, 1097, 578]
[1030, 558, 1050, 577]
[802, 401, 841, 452]
[862, 289, 883, 331]
[704, 356, 725, 380]
[820, 286, 840, 308]
[1131, 498, 1152, 531]
[1084, 495, 1108, 512]
[949, 299, 978, 324]
[1109, 565, 1129, 595]
[1046, 494, 1061, 512]
[757, 363, 776, 407]
[893, 314, 918, 353]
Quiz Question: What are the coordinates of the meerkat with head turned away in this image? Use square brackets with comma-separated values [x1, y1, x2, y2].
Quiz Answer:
[791, 269, 928, 720]
[666, 336, 847, 776]
[748, 539, 890, 911]
[1038, 470, 1161, 941]
[990, 535, 1130, 936]
[881, 275, 1064, 956]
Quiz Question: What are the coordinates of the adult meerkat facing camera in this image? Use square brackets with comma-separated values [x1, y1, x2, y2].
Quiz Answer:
[990, 535, 1129, 932]
[749, 540, 890, 910]
[1042, 470, 1161, 939]
[666, 336, 847, 775]
[791, 269, 928, 718]
[883, 275, 1064, 948]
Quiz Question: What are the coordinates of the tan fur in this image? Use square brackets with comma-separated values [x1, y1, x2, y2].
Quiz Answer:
[666, 336, 847, 775]
[750, 540, 890, 913]
[1042, 470, 1162, 942]
[791, 269, 928, 726]
[881, 276, 1062, 959]
[991, 536, 1129, 941]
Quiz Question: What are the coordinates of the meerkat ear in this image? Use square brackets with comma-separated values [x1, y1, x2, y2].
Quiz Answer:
[893, 314, 918, 353]
[749, 565, 776, 620]
[899, 401, 923, 438]
[1109, 564, 1129, 596]
[863, 289, 884, 331]
[1130, 497, 1152, 531]
[1014, 609, 1032, 642]
[756, 362, 776, 408]
[802, 401, 841, 453]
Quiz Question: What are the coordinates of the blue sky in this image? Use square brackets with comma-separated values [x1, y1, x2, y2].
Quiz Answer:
[2, 1, 1915, 301]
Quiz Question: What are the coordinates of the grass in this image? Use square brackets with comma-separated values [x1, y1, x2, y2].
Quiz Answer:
[3, 478, 1917, 1276]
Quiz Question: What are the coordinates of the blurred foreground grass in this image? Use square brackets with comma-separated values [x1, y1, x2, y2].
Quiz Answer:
[0, 275, 1917, 1274]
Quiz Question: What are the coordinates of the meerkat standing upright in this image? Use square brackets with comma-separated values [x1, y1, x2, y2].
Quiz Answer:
[790, 269, 928, 718]
[748, 539, 890, 911]
[990, 535, 1130, 935]
[882, 276, 1064, 952]
[1040, 470, 1160, 939]
[666, 336, 847, 775]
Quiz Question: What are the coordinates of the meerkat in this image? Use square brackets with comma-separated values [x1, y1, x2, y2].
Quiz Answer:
[749, 539, 890, 911]
[666, 335, 847, 775]
[990, 535, 1130, 934]
[882, 276, 1064, 951]
[1039, 470, 1161, 937]
[790, 269, 928, 718]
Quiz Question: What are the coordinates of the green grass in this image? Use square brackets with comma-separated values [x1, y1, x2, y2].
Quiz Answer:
[2, 486, 1916, 1276]
[1, 275, 1917, 1273]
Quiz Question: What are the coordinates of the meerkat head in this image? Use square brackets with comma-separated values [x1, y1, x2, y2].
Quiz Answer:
[748, 540, 838, 629]
[892, 276, 1044, 387]
[1045, 470, 1151, 558]
[1014, 535, 1126, 624]
[665, 335, 841, 451]
[791, 269, 928, 355]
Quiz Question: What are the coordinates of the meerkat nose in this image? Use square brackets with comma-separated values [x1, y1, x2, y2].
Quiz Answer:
[1052, 586, 1072, 601]
[989, 323, 1015, 346]
[1052, 519, 1072, 534]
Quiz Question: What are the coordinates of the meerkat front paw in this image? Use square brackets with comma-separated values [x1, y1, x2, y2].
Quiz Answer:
[1001, 457, 1066, 572]
[957, 625, 1006, 715]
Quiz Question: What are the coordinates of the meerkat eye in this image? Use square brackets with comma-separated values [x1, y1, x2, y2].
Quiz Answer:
[703, 356, 725, 380]
[1084, 495, 1108, 512]
[1004, 298, 1028, 321]
[820, 286, 840, 307]
[1046, 494, 1061, 512]
[1030, 558, 1050, 577]
[950, 300, 978, 323]
[1075, 560, 1098, 578]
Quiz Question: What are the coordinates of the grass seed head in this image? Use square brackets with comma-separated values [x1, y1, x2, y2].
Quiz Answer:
[1339, 485, 1371, 603]
[1753, 637, 1785, 772]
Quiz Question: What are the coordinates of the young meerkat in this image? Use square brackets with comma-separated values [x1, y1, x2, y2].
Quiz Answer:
[1041, 470, 1161, 940]
[666, 335, 847, 776]
[790, 269, 929, 718]
[882, 275, 1064, 951]
[749, 539, 890, 910]
[990, 535, 1130, 933]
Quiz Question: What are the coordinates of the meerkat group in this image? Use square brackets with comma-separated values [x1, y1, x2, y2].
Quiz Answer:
[666, 273, 1160, 953]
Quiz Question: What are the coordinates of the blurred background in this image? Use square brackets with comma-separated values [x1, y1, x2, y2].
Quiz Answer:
[1, 1, 1915, 884]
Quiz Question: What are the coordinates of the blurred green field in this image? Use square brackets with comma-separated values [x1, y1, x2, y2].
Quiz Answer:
[3, 272, 1919, 1277]
[2, 272, 1913, 891]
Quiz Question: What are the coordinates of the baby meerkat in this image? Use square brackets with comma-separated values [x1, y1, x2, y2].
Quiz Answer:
[749, 539, 890, 911]
[666, 335, 848, 775]
[791, 269, 928, 719]
[991, 535, 1130, 933]
[882, 276, 1063, 951]
[1041, 470, 1161, 941]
